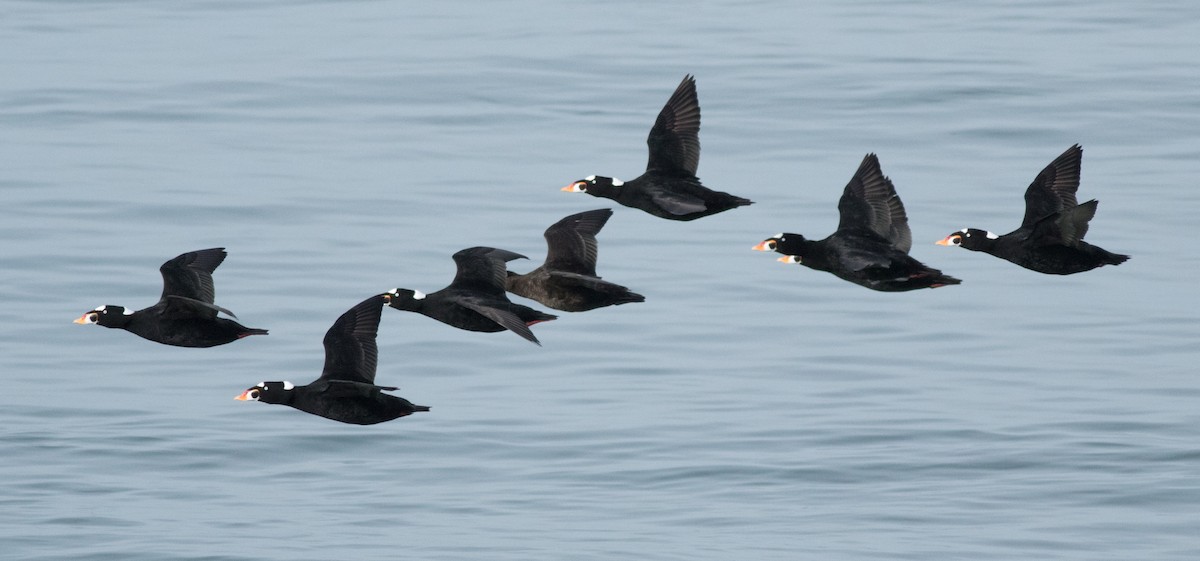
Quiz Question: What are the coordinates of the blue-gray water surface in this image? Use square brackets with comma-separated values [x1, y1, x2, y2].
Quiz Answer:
[2, 1, 1198, 560]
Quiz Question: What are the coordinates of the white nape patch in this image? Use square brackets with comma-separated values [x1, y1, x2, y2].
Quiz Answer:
[282, 381, 295, 390]
[412, 290, 426, 300]
[612, 178, 624, 186]
[122, 308, 133, 315]
[986, 231, 999, 239]
[585, 175, 596, 181]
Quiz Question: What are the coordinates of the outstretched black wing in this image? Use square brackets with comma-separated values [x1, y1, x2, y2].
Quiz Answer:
[645, 75, 702, 176]
[1030, 199, 1099, 247]
[159, 247, 227, 303]
[448, 246, 526, 297]
[543, 208, 612, 276]
[1021, 144, 1082, 228]
[319, 294, 385, 385]
[456, 297, 542, 346]
[161, 295, 236, 320]
[836, 154, 912, 253]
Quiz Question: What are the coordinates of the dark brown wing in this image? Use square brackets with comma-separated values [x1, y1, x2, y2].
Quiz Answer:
[543, 209, 612, 276]
[645, 75, 701, 176]
[836, 154, 912, 253]
[159, 248, 226, 303]
[1021, 144, 1082, 228]
[319, 294, 384, 385]
[448, 247, 527, 297]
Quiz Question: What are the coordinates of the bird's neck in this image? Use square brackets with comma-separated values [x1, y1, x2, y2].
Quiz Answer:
[587, 183, 621, 201]
[966, 236, 1002, 255]
[390, 299, 423, 313]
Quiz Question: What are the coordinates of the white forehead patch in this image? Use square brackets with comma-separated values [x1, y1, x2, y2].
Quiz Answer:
[282, 381, 295, 390]
[412, 290, 426, 300]
[772, 233, 783, 239]
[958, 228, 968, 234]
[585, 175, 596, 181]
[985, 231, 999, 239]
[612, 178, 624, 186]
[255, 382, 266, 388]
[96, 305, 107, 311]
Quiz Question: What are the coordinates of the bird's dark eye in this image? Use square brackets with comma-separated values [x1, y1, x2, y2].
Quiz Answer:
[767, 241, 777, 250]
[250, 390, 260, 399]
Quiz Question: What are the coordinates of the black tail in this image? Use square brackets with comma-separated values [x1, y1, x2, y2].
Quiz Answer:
[1105, 252, 1131, 266]
[929, 274, 963, 288]
[615, 291, 646, 304]
[238, 328, 269, 338]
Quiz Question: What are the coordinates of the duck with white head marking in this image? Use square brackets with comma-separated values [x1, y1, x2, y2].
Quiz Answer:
[753, 153, 961, 292]
[936, 145, 1129, 274]
[235, 295, 428, 425]
[74, 248, 268, 347]
[560, 75, 752, 221]
[383, 247, 557, 345]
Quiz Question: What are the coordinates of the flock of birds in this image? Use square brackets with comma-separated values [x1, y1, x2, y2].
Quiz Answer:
[73, 75, 1130, 425]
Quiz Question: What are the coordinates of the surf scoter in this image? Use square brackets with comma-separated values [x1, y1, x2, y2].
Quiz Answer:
[385, 246, 557, 345]
[561, 75, 752, 220]
[936, 144, 1129, 274]
[505, 208, 644, 312]
[754, 154, 961, 292]
[235, 294, 428, 425]
[74, 248, 267, 347]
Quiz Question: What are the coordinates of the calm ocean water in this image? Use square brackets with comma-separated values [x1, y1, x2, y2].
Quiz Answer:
[2, 1, 1198, 559]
